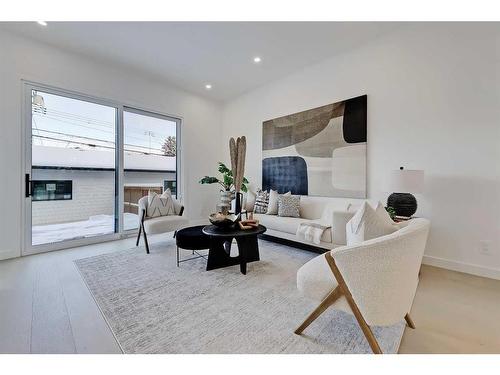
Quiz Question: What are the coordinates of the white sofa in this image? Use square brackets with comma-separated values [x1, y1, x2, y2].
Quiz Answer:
[252, 195, 366, 250]
[294, 218, 430, 353]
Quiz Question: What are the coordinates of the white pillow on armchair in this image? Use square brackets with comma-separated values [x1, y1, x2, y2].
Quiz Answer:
[147, 190, 175, 218]
[346, 201, 397, 245]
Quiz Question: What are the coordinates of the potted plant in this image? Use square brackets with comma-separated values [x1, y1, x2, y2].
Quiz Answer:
[199, 162, 249, 213]
[385, 206, 396, 221]
[199, 162, 249, 192]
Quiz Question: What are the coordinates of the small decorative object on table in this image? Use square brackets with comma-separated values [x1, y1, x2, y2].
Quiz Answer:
[387, 167, 424, 218]
[238, 219, 259, 230]
[208, 212, 238, 230]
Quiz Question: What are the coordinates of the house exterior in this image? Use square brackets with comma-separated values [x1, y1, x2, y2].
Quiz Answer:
[32, 145, 176, 225]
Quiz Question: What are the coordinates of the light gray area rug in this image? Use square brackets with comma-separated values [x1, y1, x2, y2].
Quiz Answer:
[75, 239, 405, 354]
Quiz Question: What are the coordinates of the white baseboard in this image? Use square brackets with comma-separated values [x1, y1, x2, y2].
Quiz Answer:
[0, 249, 20, 261]
[423, 255, 500, 280]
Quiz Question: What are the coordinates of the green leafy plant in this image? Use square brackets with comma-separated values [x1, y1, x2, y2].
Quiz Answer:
[385, 206, 396, 221]
[199, 162, 249, 192]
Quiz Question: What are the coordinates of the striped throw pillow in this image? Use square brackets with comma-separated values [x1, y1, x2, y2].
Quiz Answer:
[253, 190, 270, 214]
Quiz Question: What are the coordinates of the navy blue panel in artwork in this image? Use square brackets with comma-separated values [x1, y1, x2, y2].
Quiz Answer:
[262, 156, 308, 195]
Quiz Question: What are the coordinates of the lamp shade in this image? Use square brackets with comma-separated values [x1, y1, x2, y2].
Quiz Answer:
[389, 168, 424, 194]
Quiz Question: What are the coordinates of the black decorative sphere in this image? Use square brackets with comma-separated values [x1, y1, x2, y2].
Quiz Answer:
[387, 193, 417, 217]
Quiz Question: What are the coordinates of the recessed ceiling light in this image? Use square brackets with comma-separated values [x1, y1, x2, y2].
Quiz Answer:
[36, 21, 48, 26]
[205, 84, 212, 90]
[253, 57, 262, 63]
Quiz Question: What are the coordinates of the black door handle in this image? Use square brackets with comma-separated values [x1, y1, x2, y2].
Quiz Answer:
[25, 173, 32, 197]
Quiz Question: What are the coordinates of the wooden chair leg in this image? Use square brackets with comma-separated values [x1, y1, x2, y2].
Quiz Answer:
[349, 304, 382, 354]
[325, 252, 383, 354]
[404, 313, 415, 329]
[294, 286, 342, 335]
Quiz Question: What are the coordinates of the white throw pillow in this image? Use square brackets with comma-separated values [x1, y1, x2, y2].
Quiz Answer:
[346, 201, 397, 245]
[375, 201, 395, 226]
[266, 190, 291, 215]
[245, 190, 256, 212]
[147, 190, 175, 218]
[161, 188, 183, 215]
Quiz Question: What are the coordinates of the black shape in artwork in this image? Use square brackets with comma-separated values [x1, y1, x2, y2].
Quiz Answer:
[343, 95, 367, 143]
[262, 156, 308, 195]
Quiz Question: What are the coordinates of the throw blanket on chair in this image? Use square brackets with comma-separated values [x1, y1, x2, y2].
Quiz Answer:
[296, 220, 331, 245]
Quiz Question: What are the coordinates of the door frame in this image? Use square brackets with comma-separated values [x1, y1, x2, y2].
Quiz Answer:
[21, 81, 182, 256]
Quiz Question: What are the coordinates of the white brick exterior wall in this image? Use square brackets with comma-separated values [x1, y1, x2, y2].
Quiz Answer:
[31, 169, 174, 225]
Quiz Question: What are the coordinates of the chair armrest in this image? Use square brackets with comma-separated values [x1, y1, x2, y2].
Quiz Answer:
[332, 210, 356, 246]
[172, 197, 184, 216]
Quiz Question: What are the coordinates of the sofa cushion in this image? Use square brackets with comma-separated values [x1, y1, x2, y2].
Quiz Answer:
[299, 196, 352, 220]
[255, 214, 332, 243]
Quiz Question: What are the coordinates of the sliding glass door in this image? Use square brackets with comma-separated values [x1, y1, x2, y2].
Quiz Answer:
[24, 83, 180, 255]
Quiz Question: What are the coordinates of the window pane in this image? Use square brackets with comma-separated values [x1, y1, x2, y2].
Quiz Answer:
[123, 109, 177, 231]
[31, 90, 117, 246]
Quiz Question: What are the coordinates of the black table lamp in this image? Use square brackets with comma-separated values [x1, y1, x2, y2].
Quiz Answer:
[387, 167, 424, 218]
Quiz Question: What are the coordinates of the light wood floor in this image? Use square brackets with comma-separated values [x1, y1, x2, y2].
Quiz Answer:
[1, 236, 499, 354]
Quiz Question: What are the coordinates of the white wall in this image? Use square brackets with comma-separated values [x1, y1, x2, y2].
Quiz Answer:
[0, 31, 223, 260]
[222, 23, 500, 279]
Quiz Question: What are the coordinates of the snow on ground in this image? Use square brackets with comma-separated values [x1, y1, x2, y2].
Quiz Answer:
[32, 213, 139, 246]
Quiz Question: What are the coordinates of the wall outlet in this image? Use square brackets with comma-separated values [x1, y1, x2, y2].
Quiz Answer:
[479, 240, 492, 255]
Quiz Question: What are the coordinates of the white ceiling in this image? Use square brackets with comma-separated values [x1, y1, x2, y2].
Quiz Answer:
[2, 22, 401, 102]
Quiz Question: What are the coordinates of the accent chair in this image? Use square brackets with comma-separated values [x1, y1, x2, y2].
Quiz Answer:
[136, 195, 188, 254]
[294, 218, 430, 353]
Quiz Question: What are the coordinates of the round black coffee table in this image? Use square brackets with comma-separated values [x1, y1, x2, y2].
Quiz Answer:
[202, 224, 266, 275]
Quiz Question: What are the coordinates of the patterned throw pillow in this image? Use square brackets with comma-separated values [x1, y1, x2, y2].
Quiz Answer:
[266, 189, 291, 215]
[253, 190, 270, 214]
[147, 191, 175, 218]
[277, 195, 301, 218]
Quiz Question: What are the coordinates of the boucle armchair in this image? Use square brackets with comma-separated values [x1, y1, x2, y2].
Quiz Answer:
[136, 195, 188, 254]
[295, 218, 430, 353]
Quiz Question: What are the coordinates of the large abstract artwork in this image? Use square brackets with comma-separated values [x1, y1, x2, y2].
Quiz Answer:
[262, 95, 367, 198]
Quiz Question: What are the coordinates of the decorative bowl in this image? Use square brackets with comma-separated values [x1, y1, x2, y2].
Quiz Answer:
[208, 213, 236, 229]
